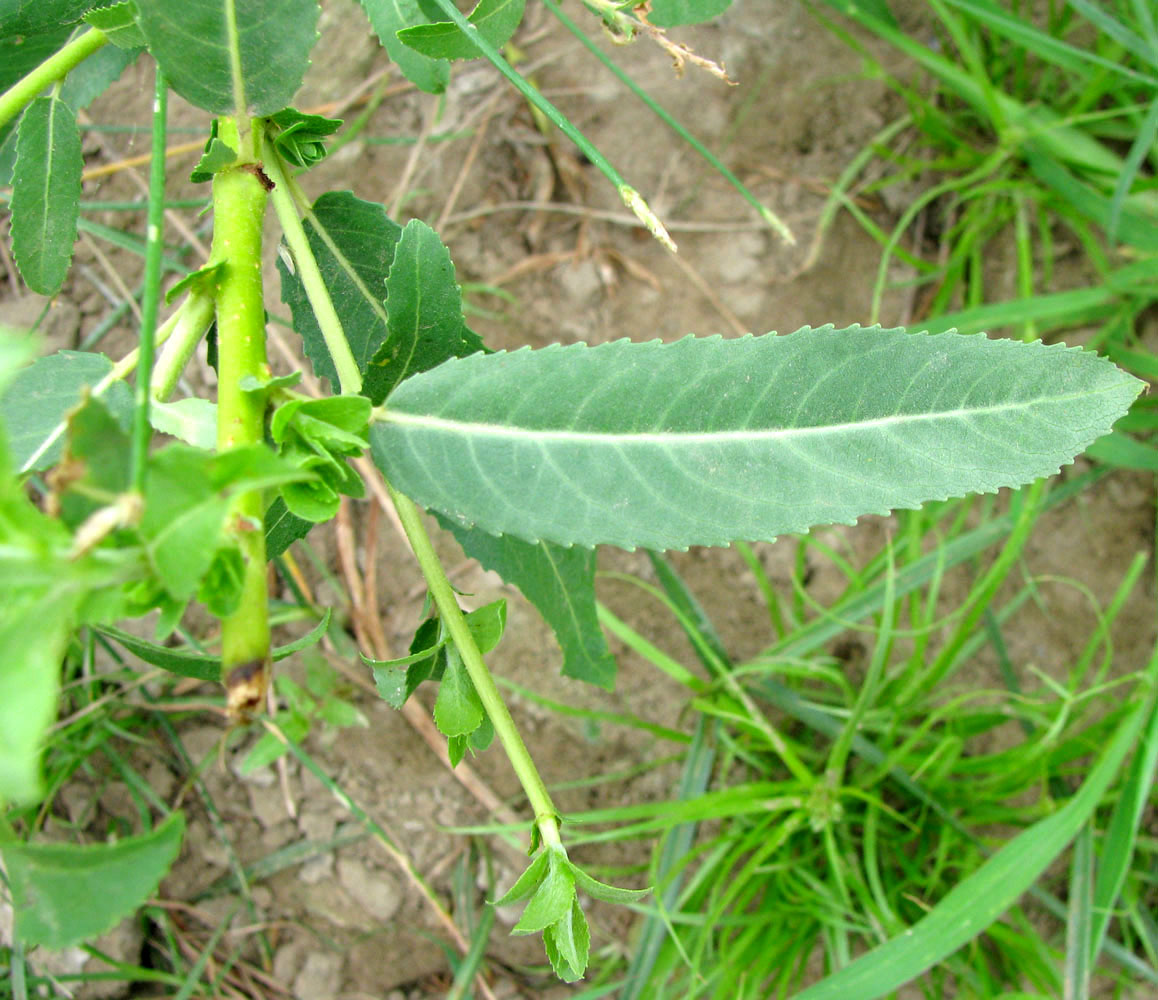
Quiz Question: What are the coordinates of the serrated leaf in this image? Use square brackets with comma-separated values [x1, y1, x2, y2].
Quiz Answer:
[542, 897, 589, 982]
[3, 812, 184, 948]
[11, 96, 83, 295]
[0, 350, 133, 473]
[647, 0, 733, 27]
[133, 0, 319, 116]
[359, 0, 450, 94]
[83, 0, 146, 47]
[0, 0, 95, 34]
[278, 190, 402, 393]
[433, 646, 484, 736]
[440, 519, 616, 688]
[397, 0, 525, 60]
[98, 609, 332, 682]
[368, 218, 469, 402]
[513, 848, 575, 934]
[372, 327, 1144, 551]
[60, 42, 139, 110]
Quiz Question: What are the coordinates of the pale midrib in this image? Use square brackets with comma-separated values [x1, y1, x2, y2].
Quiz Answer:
[381, 395, 1068, 445]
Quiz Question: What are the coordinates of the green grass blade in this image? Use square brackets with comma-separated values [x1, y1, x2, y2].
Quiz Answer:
[1065, 824, 1094, 1000]
[1089, 681, 1158, 963]
[789, 693, 1153, 1000]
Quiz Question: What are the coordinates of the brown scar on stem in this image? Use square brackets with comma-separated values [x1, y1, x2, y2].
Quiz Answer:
[225, 656, 271, 722]
[240, 162, 275, 191]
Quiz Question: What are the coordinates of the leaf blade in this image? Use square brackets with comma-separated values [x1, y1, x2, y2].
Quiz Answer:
[372, 327, 1143, 550]
[10, 96, 83, 295]
[133, 0, 319, 115]
[3, 812, 185, 949]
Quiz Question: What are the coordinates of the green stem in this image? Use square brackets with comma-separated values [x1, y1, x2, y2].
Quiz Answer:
[150, 289, 215, 402]
[424, 0, 675, 251]
[130, 68, 168, 494]
[211, 116, 272, 706]
[546, 0, 794, 245]
[0, 27, 108, 132]
[260, 131, 362, 395]
[387, 482, 562, 849]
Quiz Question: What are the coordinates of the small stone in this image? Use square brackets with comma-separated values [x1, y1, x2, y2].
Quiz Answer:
[298, 853, 334, 885]
[298, 809, 336, 843]
[247, 782, 289, 829]
[336, 857, 402, 922]
[293, 951, 343, 1000]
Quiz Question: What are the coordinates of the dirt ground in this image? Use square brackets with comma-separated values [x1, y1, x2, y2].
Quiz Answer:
[2, 1, 1155, 997]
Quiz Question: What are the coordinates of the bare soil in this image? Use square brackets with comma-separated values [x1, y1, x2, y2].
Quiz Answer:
[2, 1, 1154, 997]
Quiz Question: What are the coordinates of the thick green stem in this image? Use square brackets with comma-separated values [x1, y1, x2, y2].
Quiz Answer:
[0, 28, 108, 132]
[387, 483, 562, 849]
[211, 117, 272, 716]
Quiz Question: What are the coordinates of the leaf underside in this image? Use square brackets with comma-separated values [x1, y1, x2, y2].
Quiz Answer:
[133, 0, 319, 115]
[371, 326, 1143, 551]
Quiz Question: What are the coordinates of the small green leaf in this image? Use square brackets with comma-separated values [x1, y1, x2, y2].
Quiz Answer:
[3, 812, 185, 949]
[238, 711, 309, 773]
[369, 218, 471, 402]
[241, 371, 302, 394]
[441, 520, 616, 688]
[197, 543, 245, 617]
[570, 862, 651, 905]
[11, 96, 83, 295]
[542, 897, 589, 982]
[149, 397, 217, 449]
[513, 848, 575, 934]
[318, 696, 367, 729]
[359, 0, 450, 94]
[265, 495, 313, 556]
[134, 0, 320, 116]
[466, 598, 507, 653]
[647, 0, 733, 27]
[266, 108, 342, 167]
[165, 261, 224, 304]
[98, 609, 331, 682]
[83, 0, 146, 47]
[397, 0, 525, 60]
[189, 123, 238, 184]
[0, 350, 133, 473]
[433, 646, 485, 737]
[493, 850, 549, 906]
